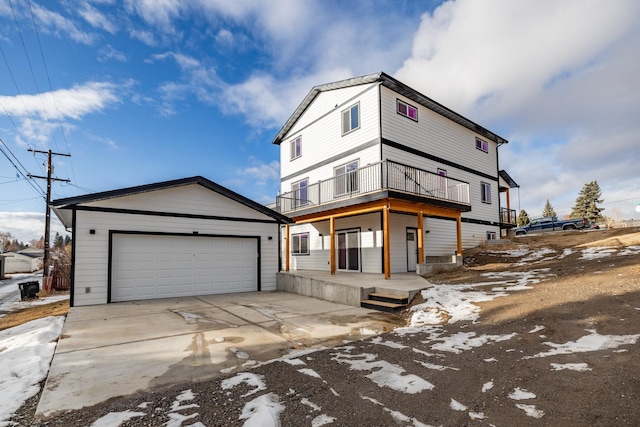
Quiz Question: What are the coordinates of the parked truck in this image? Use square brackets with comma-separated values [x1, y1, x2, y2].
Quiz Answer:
[514, 216, 589, 236]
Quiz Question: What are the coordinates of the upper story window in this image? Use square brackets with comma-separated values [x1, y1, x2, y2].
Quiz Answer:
[290, 136, 301, 161]
[437, 168, 447, 176]
[292, 178, 308, 207]
[481, 182, 491, 204]
[397, 99, 418, 121]
[476, 137, 489, 153]
[342, 103, 360, 135]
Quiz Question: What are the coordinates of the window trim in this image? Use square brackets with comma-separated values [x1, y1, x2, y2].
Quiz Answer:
[341, 102, 360, 135]
[475, 137, 489, 153]
[290, 136, 301, 161]
[486, 231, 497, 240]
[397, 99, 418, 121]
[481, 181, 492, 204]
[291, 232, 310, 255]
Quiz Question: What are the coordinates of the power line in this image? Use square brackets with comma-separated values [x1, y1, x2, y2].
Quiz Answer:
[0, 137, 45, 195]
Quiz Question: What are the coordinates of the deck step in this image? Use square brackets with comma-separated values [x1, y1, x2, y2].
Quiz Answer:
[360, 299, 407, 313]
[367, 292, 409, 305]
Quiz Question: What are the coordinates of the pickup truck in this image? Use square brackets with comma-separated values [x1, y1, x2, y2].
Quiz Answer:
[514, 216, 589, 236]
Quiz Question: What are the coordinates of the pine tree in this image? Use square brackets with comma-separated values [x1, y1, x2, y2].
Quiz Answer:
[541, 199, 557, 218]
[517, 209, 530, 226]
[54, 232, 64, 248]
[571, 181, 604, 223]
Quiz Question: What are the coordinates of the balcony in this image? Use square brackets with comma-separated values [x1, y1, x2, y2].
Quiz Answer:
[500, 207, 517, 227]
[276, 160, 470, 215]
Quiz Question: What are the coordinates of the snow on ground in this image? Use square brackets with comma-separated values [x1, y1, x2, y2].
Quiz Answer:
[580, 247, 617, 260]
[0, 316, 65, 426]
[524, 329, 640, 359]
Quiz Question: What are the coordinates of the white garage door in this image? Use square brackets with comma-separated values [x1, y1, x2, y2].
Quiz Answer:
[111, 234, 258, 302]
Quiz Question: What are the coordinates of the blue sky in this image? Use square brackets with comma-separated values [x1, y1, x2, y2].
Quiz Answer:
[1, 0, 639, 243]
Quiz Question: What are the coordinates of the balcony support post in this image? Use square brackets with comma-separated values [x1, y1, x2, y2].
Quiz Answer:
[285, 224, 290, 272]
[383, 204, 391, 279]
[417, 211, 424, 265]
[456, 214, 463, 256]
[329, 216, 336, 275]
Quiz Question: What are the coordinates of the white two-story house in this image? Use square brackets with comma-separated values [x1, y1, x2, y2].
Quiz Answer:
[273, 72, 516, 278]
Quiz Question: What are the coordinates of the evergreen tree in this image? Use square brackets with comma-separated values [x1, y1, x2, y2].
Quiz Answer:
[541, 199, 557, 218]
[54, 232, 64, 248]
[571, 181, 604, 223]
[64, 235, 71, 246]
[517, 209, 530, 226]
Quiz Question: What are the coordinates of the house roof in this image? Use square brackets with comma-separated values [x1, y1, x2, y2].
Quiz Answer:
[498, 170, 519, 188]
[272, 71, 509, 146]
[51, 176, 292, 228]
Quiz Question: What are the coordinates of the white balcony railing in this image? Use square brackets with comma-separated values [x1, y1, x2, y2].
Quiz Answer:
[276, 160, 470, 214]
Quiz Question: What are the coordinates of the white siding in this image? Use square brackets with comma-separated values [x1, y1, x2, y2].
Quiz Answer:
[72, 188, 280, 306]
[380, 86, 498, 176]
[280, 83, 381, 187]
[285, 213, 382, 274]
[424, 217, 457, 256]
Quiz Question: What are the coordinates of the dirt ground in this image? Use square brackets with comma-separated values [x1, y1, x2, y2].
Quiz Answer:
[7, 227, 640, 426]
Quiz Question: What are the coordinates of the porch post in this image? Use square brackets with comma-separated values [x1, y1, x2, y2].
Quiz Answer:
[329, 216, 336, 275]
[417, 212, 424, 265]
[506, 188, 511, 212]
[285, 224, 290, 271]
[456, 214, 463, 256]
[383, 206, 391, 279]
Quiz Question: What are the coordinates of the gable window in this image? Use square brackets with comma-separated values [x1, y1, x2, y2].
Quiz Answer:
[476, 137, 489, 153]
[342, 103, 360, 135]
[334, 160, 359, 196]
[397, 99, 418, 121]
[290, 136, 301, 160]
[481, 182, 491, 204]
[292, 232, 309, 255]
[292, 178, 308, 207]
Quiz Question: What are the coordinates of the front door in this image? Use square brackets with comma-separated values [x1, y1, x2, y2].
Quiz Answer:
[406, 228, 418, 272]
[337, 230, 360, 271]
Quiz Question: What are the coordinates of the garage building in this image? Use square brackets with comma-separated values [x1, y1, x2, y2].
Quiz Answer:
[52, 176, 291, 306]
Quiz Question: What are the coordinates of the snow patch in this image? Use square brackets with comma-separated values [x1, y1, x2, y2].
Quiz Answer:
[525, 329, 640, 358]
[89, 410, 146, 427]
[0, 316, 64, 425]
[450, 399, 467, 411]
[550, 363, 592, 372]
[580, 247, 616, 260]
[482, 381, 494, 392]
[312, 414, 336, 426]
[508, 388, 536, 400]
[515, 403, 545, 418]
[332, 350, 434, 393]
[297, 368, 322, 379]
[221, 373, 267, 397]
[239, 393, 284, 427]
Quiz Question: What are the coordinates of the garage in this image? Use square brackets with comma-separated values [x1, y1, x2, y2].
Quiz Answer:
[51, 176, 291, 307]
[111, 233, 259, 302]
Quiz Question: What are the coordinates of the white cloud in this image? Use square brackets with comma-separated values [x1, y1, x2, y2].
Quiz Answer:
[0, 212, 68, 243]
[78, 1, 117, 34]
[98, 44, 127, 62]
[0, 81, 121, 121]
[31, 2, 95, 45]
[394, 0, 640, 220]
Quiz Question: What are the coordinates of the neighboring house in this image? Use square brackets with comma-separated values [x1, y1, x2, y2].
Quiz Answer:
[273, 72, 517, 278]
[3, 249, 44, 274]
[51, 176, 291, 307]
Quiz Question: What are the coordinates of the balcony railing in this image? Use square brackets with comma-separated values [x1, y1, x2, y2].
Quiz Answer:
[500, 207, 517, 225]
[276, 160, 470, 214]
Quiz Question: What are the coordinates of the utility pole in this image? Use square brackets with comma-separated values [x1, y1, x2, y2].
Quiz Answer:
[28, 149, 70, 280]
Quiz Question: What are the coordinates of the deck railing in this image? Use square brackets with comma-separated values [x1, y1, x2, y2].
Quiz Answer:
[500, 207, 517, 225]
[276, 160, 470, 214]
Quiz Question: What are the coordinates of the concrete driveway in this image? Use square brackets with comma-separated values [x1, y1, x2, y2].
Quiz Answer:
[36, 291, 402, 417]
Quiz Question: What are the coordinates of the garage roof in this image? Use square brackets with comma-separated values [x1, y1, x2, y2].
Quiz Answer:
[51, 176, 292, 228]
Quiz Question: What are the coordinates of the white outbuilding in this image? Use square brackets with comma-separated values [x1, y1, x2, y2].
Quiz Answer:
[52, 176, 291, 307]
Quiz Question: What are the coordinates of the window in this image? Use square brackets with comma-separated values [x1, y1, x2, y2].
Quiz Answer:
[475, 137, 489, 153]
[334, 160, 359, 196]
[486, 231, 497, 240]
[292, 232, 309, 255]
[342, 103, 360, 135]
[437, 168, 447, 176]
[292, 178, 308, 207]
[397, 99, 418, 121]
[290, 136, 301, 160]
[481, 182, 491, 204]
